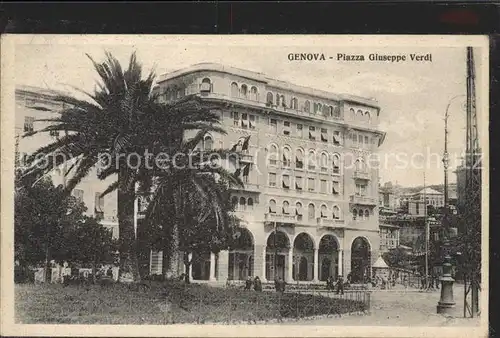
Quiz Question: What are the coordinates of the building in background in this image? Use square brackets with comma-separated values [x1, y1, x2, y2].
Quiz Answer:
[379, 223, 400, 253]
[149, 63, 386, 284]
[15, 85, 119, 239]
[411, 187, 445, 209]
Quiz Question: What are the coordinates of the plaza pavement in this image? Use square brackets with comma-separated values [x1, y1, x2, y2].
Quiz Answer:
[287, 284, 481, 327]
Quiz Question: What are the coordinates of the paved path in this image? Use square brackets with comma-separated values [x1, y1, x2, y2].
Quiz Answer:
[287, 284, 481, 327]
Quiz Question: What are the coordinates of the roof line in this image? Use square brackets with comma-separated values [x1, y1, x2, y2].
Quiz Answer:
[157, 62, 380, 109]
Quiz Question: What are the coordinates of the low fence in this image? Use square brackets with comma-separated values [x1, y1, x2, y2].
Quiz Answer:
[152, 287, 370, 324]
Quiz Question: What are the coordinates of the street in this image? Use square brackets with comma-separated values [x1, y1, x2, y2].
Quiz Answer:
[287, 284, 481, 326]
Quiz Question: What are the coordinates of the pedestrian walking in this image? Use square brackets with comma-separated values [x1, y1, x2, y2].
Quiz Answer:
[278, 277, 286, 294]
[336, 275, 345, 295]
[244, 276, 253, 290]
[253, 276, 262, 292]
[326, 276, 334, 290]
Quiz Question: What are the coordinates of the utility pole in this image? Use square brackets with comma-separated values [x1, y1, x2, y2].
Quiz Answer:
[274, 222, 278, 281]
[424, 172, 429, 289]
[436, 58, 470, 314]
[464, 46, 481, 317]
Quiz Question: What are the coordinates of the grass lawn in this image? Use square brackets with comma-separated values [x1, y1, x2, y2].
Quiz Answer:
[15, 281, 367, 324]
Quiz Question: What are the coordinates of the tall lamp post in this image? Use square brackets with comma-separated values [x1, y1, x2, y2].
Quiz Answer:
[437, 94, 464, 314]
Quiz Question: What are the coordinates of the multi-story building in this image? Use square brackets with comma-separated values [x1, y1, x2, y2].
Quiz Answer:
[379, 223, 400, 253]
[151, 63, 386, 284]
[15, 85, 119, 239]
[411, 187, 444, 208]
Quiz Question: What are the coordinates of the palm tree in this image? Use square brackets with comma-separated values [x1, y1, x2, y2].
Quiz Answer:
[139, 129, 244, 280]
[20, 51, 227, 282]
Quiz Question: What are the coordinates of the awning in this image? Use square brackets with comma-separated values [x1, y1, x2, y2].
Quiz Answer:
[373, 256, 389, 269]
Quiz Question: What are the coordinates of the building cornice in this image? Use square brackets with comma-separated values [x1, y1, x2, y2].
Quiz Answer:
[158, 63, 380, 110]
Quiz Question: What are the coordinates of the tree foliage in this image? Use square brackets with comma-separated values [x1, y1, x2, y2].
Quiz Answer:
[15, 177, 86, 267]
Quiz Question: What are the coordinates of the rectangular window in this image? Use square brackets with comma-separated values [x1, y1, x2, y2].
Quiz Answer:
[249, 115, 257, 130]
[358, 134, 363, 145]
[320, 179, 327, 193]
[356, 183, 367, 196]
[333, 131, 342, 145]
[364, 136, 369, 147]
[269, 173, 277, 187]
[282, 175, 290, 189]
[283, 120, 290, 135]
[295, 176, 303, 190]
[332, 181, 340, 194]
[232, 111, 239, 127]
[270, 118, 277, 133]
[308, 126, 316, 141]
[24, 116, 34, 133]
[308, 178, 315, 192]
[320, 128, 328, 142]
[296, 124, 303, 138]
[241, 113, 248, 129]
[73, 189, 84, 202]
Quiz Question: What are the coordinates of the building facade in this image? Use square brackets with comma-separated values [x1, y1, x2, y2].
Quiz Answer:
[379, 224, 400, 253]
[15, 85, 119, 239]
[151, 63, 386, 283]
[411, 187, 444, 208]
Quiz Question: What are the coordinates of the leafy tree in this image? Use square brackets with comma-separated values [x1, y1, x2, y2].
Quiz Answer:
[14, 176, 86, 282]
[20, 52, 227, 282]
[62, 216, 118, 282]
[382, 247, 412, 270]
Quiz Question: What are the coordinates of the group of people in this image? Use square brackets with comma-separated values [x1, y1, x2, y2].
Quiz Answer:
[326, 275, 345, 295]
[419, 274, 441, 290]
[242, 276, 287, 293]
[244, 276, 263, 292]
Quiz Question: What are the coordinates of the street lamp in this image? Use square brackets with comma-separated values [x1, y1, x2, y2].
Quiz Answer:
[437, 94, 465, 315]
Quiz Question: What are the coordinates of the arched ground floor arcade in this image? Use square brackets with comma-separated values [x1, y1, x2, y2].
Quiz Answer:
[149, 225, 380, 283]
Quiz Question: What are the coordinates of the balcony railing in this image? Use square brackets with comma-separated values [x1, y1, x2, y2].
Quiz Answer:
[316, 217, 345, 228]
[353, 171, 370, 180]
[380, 238, 399, 249]
[239, 153, 253, 164]
[265, 213, 297, 224]
[231, 182, 261, 193]
[350, 195, 377, 205]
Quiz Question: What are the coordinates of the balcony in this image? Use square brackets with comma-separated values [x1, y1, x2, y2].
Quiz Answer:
[350, 195, 377, 206]
[265, 213, 297, 224]
[231, 182, 261, 194]
[239, 153, 254, 164]
[317, 217, 345, 228]
[353, 171, 370, 180]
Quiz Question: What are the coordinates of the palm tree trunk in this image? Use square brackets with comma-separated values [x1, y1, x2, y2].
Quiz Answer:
[117, 170, 140, 282]
[161, 247, 169, 278]
[183, 251, 191, 284]
[92, 256, 97, 284]
[169, 221, 181, 277]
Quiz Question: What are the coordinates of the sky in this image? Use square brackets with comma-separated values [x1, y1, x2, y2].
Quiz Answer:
[12, 35, 487, 187]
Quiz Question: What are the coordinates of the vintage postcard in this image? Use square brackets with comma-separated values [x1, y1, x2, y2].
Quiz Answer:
[0, 35, 489, 337]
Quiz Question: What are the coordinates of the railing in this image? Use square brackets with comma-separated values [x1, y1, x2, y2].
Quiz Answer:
[350, 195, 377, 205]
[265, 213, 297, 224]
[187, 91, 345, 124]
[239, 153, 253, 164]
[380, 238, 398, 249]
[353, 171, 370, 180]
[316, 218, 345, 228]
[232, 182, 261, 193]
